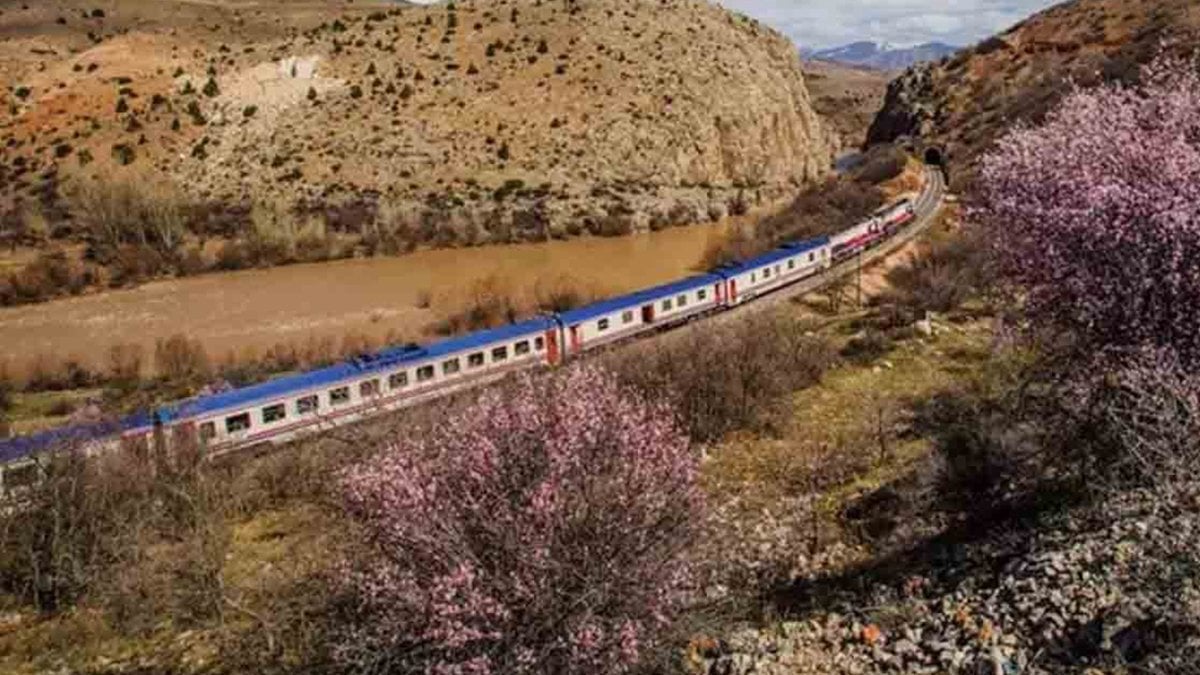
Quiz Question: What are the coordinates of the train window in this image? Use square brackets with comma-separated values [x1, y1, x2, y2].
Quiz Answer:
[809, 253, 815, 262]
[360, 380, 381, 397]
[297, 395, 319, 415]
[330, 387, 351, 405]
[677, 294, 687, 307]
[443, 359, 461, 376]
[389, 372, 408, 389]
[788, 260, 795, 270]
[751, 273, 756, 282]
[622, 310, 635, 324]
[515, 340, 531, 355]
[199, 421, 217, 440]
[468, 352, 485, 368]
[535, 336, 545, 351]
[262, 403, 286, 424]
[598, 318, 610, 332]
[417, 365, 435, 382]
[662, 298, 672, 311]
[698, 289, 707, 300]
[763, 268, 771, 278]
[492, 346, 508, 361]
[226, 412, 252, 434]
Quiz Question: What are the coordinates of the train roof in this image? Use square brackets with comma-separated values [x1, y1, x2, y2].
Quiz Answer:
[0, 415, 147, 464]
[162, 315, 557, 422]
[714, 236, 829, 276]
[558, 273, 722, 325]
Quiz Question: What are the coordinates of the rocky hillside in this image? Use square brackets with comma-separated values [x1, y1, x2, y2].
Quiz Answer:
[867, 0, 1200, 190]
[0, 0, 832, 242]
[802, 59, 890, 150]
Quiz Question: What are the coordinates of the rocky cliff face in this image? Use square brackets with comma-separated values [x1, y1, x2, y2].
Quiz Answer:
[867, 0, 1200, 190]
[0, 0, 833, 242]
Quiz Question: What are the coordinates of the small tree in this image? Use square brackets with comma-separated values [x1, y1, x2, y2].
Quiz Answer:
[336, 365, 703, 674]
[974, 55, 1200, 369]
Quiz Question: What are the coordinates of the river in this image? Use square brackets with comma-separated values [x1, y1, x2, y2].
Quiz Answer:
[0, 222, 732, 377]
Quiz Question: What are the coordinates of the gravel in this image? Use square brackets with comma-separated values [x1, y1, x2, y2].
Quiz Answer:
[695, 482, 1200, 674]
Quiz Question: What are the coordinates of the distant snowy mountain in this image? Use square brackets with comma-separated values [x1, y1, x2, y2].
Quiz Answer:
[802, 41, 960, 70]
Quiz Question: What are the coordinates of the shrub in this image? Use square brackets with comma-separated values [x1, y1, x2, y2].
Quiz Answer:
[431, 275, 524, 335]
[70, 179, 191, 256]
[0, 444, 231, 623]
[155, 334, 210, 382]
[111, 143, 135, 165]
[1070, 347, 1200, 491]
[4, 248, 86, 304]
[609, 310, 835, 443]
[107, 343, 144, 389]
[975, 55, 1200, 369]
[852, 144, 907, 185]
[881, 225, 992, 314]
[110, 244, 166, 285]
[335, 366, 703, 674]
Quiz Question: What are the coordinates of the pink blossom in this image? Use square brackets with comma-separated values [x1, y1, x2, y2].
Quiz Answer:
[334, 365, 703, 674]
[973, 54, 1200, 369]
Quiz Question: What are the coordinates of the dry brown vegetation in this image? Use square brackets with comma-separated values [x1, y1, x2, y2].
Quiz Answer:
[429, 273, 606, 336]
[697, 145, 909, 270]
[607, 310, 838, 444]
[1, 0, 832, 288]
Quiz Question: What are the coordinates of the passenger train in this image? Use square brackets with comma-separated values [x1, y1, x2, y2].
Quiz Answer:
[0, 196, 917, 494]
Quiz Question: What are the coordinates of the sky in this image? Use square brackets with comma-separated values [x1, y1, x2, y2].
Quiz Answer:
[714, 0, 1063, 50]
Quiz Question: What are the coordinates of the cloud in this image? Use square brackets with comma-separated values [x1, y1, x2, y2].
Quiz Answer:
[715, 0, 1062, 49]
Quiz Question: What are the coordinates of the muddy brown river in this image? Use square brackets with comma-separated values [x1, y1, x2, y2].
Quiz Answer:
[0, 223, 730, 377]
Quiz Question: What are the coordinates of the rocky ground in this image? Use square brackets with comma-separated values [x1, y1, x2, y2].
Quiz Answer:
[697, 479, 1200, 674]
[1, 0, 832, 242]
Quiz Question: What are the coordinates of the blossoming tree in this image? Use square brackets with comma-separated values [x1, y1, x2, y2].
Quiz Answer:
[336, 365, 703, 674]
[974, 56, 1200, 369]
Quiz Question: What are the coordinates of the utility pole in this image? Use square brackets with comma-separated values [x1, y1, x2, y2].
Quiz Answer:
[857, 246, 863, 307]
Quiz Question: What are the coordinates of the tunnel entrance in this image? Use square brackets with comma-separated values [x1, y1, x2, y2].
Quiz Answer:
[923, 146, 945, 167]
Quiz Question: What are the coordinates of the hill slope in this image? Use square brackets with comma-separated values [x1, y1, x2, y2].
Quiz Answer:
[867, 0, 1200, 190]
[0, 0, 832, 242]
[801, 59, 890, 149]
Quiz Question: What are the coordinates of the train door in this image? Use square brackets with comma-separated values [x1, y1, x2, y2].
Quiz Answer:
[715, 282, 724, 305]
[569, 325, 582, 354]
[546, 329, 560, 365]
[641, 304, 655, 324]
[729, 279, 738, 304]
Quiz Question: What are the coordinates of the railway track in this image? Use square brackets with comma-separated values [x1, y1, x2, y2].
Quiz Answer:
[0, 163, 948, 492]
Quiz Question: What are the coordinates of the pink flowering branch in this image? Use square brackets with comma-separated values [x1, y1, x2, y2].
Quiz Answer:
[334, 365, 703, 674]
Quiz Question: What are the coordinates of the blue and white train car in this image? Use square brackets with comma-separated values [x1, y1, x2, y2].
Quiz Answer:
[0, 190, 927, 488]
[0, 413, 155, 497]
[158, 316, 559, 454]
[555, 274, 726, 356]
[714, 236, 831, 305]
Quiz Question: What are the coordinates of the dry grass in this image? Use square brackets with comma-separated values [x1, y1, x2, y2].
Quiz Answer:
[703, 314, 994, 513]
[429, 273, 607, 336]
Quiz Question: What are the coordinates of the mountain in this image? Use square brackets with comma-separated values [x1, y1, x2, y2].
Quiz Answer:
[804, 41, 960, 70]
[0, 0, 832, 243]
[802, 60, 891, 149]
[867, 0, 1200, 191]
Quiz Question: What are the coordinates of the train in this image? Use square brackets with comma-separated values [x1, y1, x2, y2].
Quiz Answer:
[0, 196, 917, 495]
